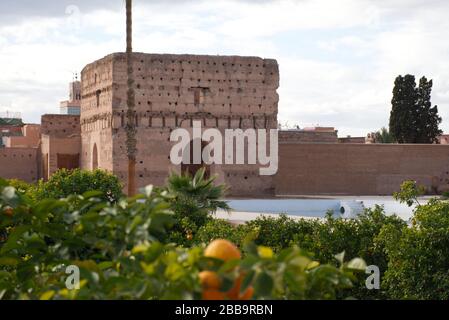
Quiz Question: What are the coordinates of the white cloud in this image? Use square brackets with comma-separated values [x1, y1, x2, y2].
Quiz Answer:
[214, 0, 381, 38]
[1, 0, 449, 137]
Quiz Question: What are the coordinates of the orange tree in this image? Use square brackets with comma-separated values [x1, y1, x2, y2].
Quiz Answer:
[0, 178, 366, 300]
[378, 181, 449, 299]
[34, 169, 123, 203]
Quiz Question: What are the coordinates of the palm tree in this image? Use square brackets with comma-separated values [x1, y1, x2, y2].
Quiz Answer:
[166, 168, 230, 217]
[126, 0, 137, 195]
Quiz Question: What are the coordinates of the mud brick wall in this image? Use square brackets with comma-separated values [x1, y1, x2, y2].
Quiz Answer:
[81, 53, 280, 196]
[276, 143, 449, 195]
[0, 148, 39, 182]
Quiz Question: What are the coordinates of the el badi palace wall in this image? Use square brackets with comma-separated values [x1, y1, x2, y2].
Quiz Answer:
[80, 53, 278, 196]
[2, 51, 449, 196]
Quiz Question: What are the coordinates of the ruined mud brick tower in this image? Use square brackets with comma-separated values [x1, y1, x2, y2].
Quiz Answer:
[80, 53, 279, 196]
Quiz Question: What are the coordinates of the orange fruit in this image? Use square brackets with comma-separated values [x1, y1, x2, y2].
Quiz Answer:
[199, 271, 221, 290]
[199, 271, 253, 300]
[200, 240, 244, 301]
[204, 239, 241, 262]
[202, 289, 227, 300]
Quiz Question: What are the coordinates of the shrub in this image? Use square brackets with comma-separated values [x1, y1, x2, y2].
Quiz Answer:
[194, 219, 248, 246]
[246, 215, 320, 253]
[380, 197, 449, 299]
[34, 169, 123, 203]
[237, 208, 405, 299]
[303, 208, 405, 268]
[0, 179, 365, 300]
[193, 215, 321, 253]
[191, 207, 407, 297]
[393, 180, 425, 206]
[320, 207, 405, 299]
[192, 208, 405, 299]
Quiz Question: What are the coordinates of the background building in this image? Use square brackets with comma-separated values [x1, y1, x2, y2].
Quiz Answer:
[80, 53, 279, 196]
[60, 79, 81, 115]
[0, 112, 24, 147]
[1, 53, 449, 196]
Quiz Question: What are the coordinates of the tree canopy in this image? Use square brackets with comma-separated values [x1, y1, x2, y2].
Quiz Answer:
[389, 75, 442, 143]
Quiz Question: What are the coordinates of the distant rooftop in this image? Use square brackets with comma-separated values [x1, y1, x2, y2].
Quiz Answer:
[281, 126, 336, 133]
[0, 110, 22, 127]
[0, 117, 24, 126]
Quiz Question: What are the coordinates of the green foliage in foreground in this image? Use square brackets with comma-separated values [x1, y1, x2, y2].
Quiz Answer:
[0, 178, 364, 300]
[2, 172, 449, 300]
[192, 180, 449, 299]
[194, 208, 406, 299]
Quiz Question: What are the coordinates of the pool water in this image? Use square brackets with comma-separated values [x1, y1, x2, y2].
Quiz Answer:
[224, 197, 427, 221]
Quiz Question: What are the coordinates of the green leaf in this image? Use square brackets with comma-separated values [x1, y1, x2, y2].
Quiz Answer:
[126, 215, 143, 234]
[218, 259, 240, 273]
[0, 178, 8, 188]
[290, 255, 311, 269]
[144, 242, 165, 263]
[40, 290, 55, 300]
[307, 261, 320, 270]
[243, 242, 258, 256]
[0, 225, 30, 254]
[82, 190, 104, 199]
[132, 243, 150, 254]
[240, 255, 260, 269]
[220, 276, 235, 292]
[165, 263, 184, 281]
[98, 261, 114, 270]
[254, 272, 273, 296]
[148, 212, 174, 235]
[0, 256, 19, 266]
[240, 270, 256, 293]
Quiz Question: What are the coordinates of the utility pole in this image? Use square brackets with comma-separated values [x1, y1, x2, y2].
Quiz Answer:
[126, 0, 137, 196]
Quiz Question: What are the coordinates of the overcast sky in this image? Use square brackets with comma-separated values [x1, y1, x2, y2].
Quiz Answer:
[1, 0, 449, 136]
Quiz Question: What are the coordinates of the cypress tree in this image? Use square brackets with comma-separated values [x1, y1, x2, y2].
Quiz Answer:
[416, 77, 442, 143]
[389, 75, 442, 143]
[389, 75, 417, 143]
